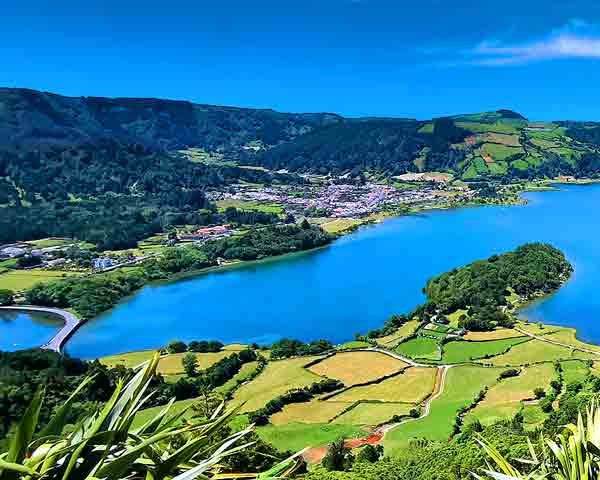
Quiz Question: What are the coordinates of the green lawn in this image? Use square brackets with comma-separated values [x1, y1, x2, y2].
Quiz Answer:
[256, 423, 365, 452]
[483, 143, 524, 161]
[383, 365, 502, 455]
[561, 360, 590, 385]
[441, 337, 531, 364]
[395, 337, 441, 361]
[337, 341, 371, 350]
[0, 270, 81, 291]
[490, 339, 587, 366]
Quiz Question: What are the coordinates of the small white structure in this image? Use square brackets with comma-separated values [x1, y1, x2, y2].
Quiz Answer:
[92, 257, 114, 270]
[0, 247, 26, 258]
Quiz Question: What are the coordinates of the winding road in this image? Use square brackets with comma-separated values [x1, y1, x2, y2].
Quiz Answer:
[0, 306, 84, 352]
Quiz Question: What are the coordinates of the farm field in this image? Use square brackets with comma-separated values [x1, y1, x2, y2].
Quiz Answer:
[395, 337, 440, 361]
[383, 365, 502, 455]
[270, 400, 352, 425]
[333, 402, 413, 425]
[256, 423, 365, 453]
[561, 360, 590, 384]
[329, 367, 437, 404]
[464, 328, 525, 341]
[100, 350, 235, 374]
[489, 339, 591, 366]
[308, 352, 407, 386]
[441, 337, 530, 364]
[0, 269, 81, 291]
[336, 341, 371, 350]
[375, 320, 420, 346]
[321, 218, 362, 234]
[466, 363, 555, 425]
[215, 198, 284, 214]
[543, 327, 600, 353]
[232, 356, 325, 412]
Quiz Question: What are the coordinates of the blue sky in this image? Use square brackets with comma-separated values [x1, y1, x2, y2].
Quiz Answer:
[3, 0, 600, 120]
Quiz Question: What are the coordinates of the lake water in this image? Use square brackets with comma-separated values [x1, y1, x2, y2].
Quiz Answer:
[0, 310, 62, 351]
[5, 184, 600, 358]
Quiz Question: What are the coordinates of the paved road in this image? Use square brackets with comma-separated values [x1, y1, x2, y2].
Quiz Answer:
[0, 306, 84, 353]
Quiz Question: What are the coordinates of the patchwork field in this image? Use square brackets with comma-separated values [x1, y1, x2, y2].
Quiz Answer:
[395, 337, 440, 361]
[232, 356, 325, 412]
[333, 402, 414, 425]
[214, 361, 260, 396]
[321, 218, 363, 234]
[466, 363, 555, 425]
[329, 367, 437, 404]
[383, 365, 502, 455]
[308, 352, 407, 386]
[489, 339, 585, 366]
[100, 350, 235, 374]
[270, 400, 352, 425]
[544, 328, 600, 354]
[441, 337, 530, 364]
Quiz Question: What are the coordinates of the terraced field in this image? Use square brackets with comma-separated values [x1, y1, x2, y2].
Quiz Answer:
[308, 351, 408, 385]
[329, 367, 437, 404]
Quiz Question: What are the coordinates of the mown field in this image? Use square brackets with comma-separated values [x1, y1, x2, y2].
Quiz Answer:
[395, 336, 440, 361]
[271, 400, 352, 425]
[329, 367, 436, 404]
[256, 423, 365, 453]
[232, 356, 325, 412]
[308, 351, 407, 386]
[441, 337, 530, 364]
[0, 269, 81, 291]
[333, 402, 413, 425]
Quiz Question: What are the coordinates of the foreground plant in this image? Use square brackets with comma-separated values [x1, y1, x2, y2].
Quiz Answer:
[474, 402, 600, 479]
[0, 352, 300, 479]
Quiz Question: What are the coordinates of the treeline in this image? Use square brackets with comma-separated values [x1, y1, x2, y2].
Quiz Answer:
[24, 224, 332, 319]
[270, 338, 334, 359]
[249, 378, 343, 425]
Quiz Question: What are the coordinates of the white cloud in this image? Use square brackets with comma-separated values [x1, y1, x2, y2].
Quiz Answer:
[471, 33, 600, 65]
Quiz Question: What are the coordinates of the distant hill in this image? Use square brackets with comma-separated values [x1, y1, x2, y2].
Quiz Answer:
[1, 88, 600, 182]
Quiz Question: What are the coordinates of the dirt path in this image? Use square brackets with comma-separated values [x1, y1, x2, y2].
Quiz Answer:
[515, 327, 600, 356]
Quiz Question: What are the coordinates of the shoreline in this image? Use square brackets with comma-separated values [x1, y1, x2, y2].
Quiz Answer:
[15, 180, 600, 357]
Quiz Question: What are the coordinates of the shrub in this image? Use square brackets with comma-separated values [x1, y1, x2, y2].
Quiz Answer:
[0, 289, 14, 306]
[167, 340, 187, 354]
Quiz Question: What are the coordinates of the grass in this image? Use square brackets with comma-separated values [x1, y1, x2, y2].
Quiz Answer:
[483, 143, 524, 161]
[337, 341, 371, 350]
[329, 367, 437, 403]
[100, 350, 234, 374]
[543, 327, 600, 353]
[256, 423, 365, 452]
[484, 133, 521, 147]
[441, 337, 530, 364]
[561, 360, 591, 384]
[522, 404, 548, 430]
[321, 218, 363, 234]
[375, 320, 421, 347]
[308, 352, 407, 386]
[464, 329, 525, 341]
[270, 400, 352, 425]
[395, 337, 441, 361]
[215, 198, 284, 214]
[25, 238, 74, 248]
[100, 350, 156, 368]
[465, 363, 555, 425]
[456, 121, 519, 135]
[489, 339, 581, 366]
[232, 356, 325, 412]
[333, 402, 414, 425]
[383, 365, 502, 455]
[447, 310, 467, 328]
[0, 269, 81, 291]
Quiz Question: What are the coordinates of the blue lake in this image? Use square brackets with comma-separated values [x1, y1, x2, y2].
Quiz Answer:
[0, 310, 62, 351]
[55, 183, 600, 359]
